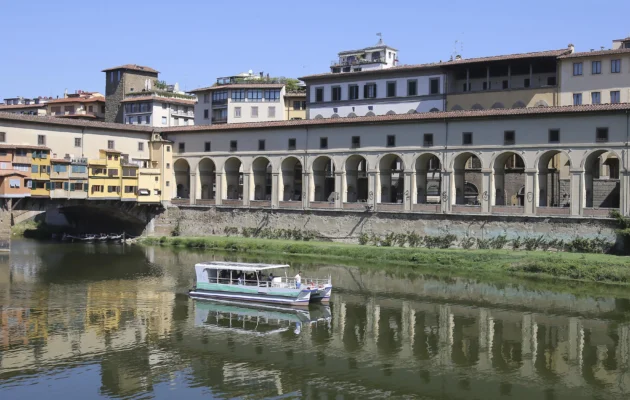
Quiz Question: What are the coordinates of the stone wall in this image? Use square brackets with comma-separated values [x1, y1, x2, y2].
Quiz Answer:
[151, 206, 619, 244]
[593, 179, 620, 208]
[0, 199, 11, 250]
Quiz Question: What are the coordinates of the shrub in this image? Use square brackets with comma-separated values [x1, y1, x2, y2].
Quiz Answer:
[358, 233, 370, 245]
[223, 227, 239, 237]
[407, 231, 423, 248]
[394, 233, 408, 247]
[370, 233, 381, 246]
[511, 236, 522, 250]
[490, 235, 509, 250]
[460, 237, 475, 249]
[523, 237, 539, 251]
[425, 234, 456, 249]
[476, 238, 491, 249]
[380, 232, 396, 247]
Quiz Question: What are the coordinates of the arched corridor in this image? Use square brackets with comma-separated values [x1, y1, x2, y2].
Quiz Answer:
[415, 154, 441, 204]
[252, 157, 272, 201]
[492, 152, 525, 206]
[584, 150, 620, 209]
[378, 154, 404, 203]
[280, 157, 303, 202]
[537, 151, 570, 208]
[198, 158, 216, 200]
[311, 156, 336, 202]
[345, 155, 368, 202]
[224, 157, 243, 201]
[174, 159, 190, 199]
[452, 153, 482, 205]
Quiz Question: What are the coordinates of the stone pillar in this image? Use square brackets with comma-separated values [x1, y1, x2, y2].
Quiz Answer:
[271, 172, 279, 208]
[403, 171, 413, 211]
[520, 313, 537, 378]
[524, 168, 537, 215]
[242, 172, 251, 206]
[302, 172, 310, 209]
[193, 172, 202, 202]
[537, 171, 548, 207]
[481, 168, 492, 213]
[188, 172, 197, 205]
[442, 170, 452, 213]
[215, 172, 223, 205]
[620, 169, 629, 216]
[410, 171, 418, 206]
[334, 171, 343, 209]
[477, 308, 494, 371]
[570, 168, 584, 216]
[367, 171, 377, 210]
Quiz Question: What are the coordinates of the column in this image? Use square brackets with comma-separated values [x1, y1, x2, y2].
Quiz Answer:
[507, 64, 511, 89]
[193, 171, 201, 201]
[242, 172, 250, 206]
[524, 168, 537, 215]
[334, 171, 343, 209]
[302, 171, 310, 209]
[403, 171, 413, 211]
[620, 169, 629, 216]
[441, 170, 452, 213]
[410, 170, 418, 206]
[570, 168, 584, 216]
[566, 317, 584, 387]
[215, 172, 223, 205]
[271, 172, 279, 208]
[481, 168, 492, 213]
[477, 308, 494, 371]
[520, 313, 537, 378]
[367, 171, 377, 210]
[188, 172, 197, 205]
[438, 305, 453, 367]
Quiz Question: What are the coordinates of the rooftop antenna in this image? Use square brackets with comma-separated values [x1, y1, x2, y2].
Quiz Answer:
[451, 34, 464, 60]
[376, 32, 383, 45]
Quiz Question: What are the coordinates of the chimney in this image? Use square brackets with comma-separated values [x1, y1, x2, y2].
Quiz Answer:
[568, 43, 575, 53]
[259, 71, 263, 78]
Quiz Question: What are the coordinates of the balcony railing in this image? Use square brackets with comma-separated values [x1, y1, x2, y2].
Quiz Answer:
[331, 58, 386, 67]
[172, 110, 194, 117]
[212, 117, 227, 123]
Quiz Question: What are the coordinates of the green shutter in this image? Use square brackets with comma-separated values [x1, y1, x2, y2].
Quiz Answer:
[45, 182, 50, 190]
[31, 165, 38, 173]
[70, 183, 75, 191]
[84, 184, 88, 192]
[64, 182, 69, 191]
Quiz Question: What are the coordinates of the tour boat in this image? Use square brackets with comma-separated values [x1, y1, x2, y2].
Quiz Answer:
[107, 233, 123, 241]
[189, 261, 332, 307]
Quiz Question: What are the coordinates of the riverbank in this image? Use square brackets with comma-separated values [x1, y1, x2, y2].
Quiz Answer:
[140, 236, 630, 285]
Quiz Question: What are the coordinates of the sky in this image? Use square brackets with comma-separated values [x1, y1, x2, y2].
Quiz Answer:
[1, 0, 630, 100]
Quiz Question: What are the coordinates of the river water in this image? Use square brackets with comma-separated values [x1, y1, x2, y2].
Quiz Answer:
[1, 240, 630, 399]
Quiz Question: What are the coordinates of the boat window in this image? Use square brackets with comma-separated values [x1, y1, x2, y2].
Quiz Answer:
[203, 268, 218, 283]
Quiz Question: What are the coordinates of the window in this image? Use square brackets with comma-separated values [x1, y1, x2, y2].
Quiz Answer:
[423, 134, 433, 146]
[137, 116, 142, 124]
[88, 105, 93, 113]
[107, 185, 120, 193]
[178, 142, 185, 152]
[38, 135, 45, 145]
[504, 131, 515, 145]
[204, 141, 211, 152]
[288, 138, 296, 150]
[502, 80, 508, 89]
[524, 78, 530, 88]
[548, 129, 560, 143]
[573, 62, 583, 76]
[166, 163, 170, 169]
[74, 138, 81, 147]
[596, 128, 608, 143]
[110, 71, 114, 83]
[258, 140, 266, 151]
[9, 179, 20, 188]
[611, 59, 621, 73]
[230, 140, 237, 151]
[293, 101, 302, 110]
[203, 93, 210, 103]
[251, 106, 258, 118]
[268, 106, 276, 118]
[173, 117, 179, 126]
[320, 137, 328, 149]
[386, 81, 396, 97]
[117, 71, 121, 81]
[124, 186, 137, 194]
[351, 136, 360, 148]
[573, 93, 582, 105]
[264, 89, 281, 101]
[462, 132, 473, 145]
[547, 76, 556, 86]
[482, 81, 488, 90]
[92, 185, 103, 193]
[386, 135, 396, 147]
[247, 89, 263, 102]
[231, 90, 245, 102]
[166, 146, 170, 152]
[107, 140, 115, 149]
[429, 78, 440, 94]
[138, 142, 144, 151]
[232, 107, 241, 118]
[349, 85, 359, 100]
[407, 80, 417, 96]
[592, 61, 601, 74]
[107, 168, 118, 177]
[203, 109, 209, 119]
[332, 86, 342, 101]
[212, 91, 228, 103]
[122, 168, 137, 177]
[591, 92, 601, 104]
[611, 90, 621, 104]
[162, 116, 167, 125]
[364, 83, 377, 99]
[315, 87, 324, 102]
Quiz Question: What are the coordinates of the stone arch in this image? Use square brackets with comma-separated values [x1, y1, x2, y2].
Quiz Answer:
[330, 113, 340, 119]
[491, 102, 505, 109]
[366, 111, 376, 117]
[386, 110, 396, 115]
[415, 152, 442, 204]
[512, 101, 526, 109]
[536, 150, 572, 208]
[491, 151, 526, 206]
[347, 112, 357, 118]
[451, 152, 482, 205]
[534, 100, 549, 107]
[429, 107, 440, 112]
[471, 104, 484, 110]
[378, 153, 404, 203]
[314, 114, 324, 119]
[197, 157, 216, 200]
[451, 105, 463, 111]
[280, 156, 303, 202]
[407, 109, 418, 114]
[223, 157, 243, 200]
[252, 156, 272, 201]
[173, 158, 190, 199]
[344, 154, 368, 202]
[582, 149, 621, 208]
[311, 155, 336, 202]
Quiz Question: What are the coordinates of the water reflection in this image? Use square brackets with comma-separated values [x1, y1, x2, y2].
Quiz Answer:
[0, 239, 630, 399]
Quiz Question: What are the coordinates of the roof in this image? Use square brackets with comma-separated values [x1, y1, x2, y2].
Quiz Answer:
[46, 96, 105, 104]
[0, 170, 26, 177]
[300, 48, 570, 80]
[338, 44, 399, 56]
[558, 48, 630, 59]
[55, 114, 98, 119]
[0, 143, 50, 151]
[160, 103, 630, 133]
[195, 261, 290, 272]
[102, 64, 159, 74]
[121, 95, 196, 106]
[50, 158, 71, 163]
[0, 112, 153, 133]
[189, 83, 285, 92]
[0, 103, 46, 110]
[100, 149, 122, 154]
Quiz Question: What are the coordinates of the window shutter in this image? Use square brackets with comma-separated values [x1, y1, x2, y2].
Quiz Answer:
[70, 183, 75, 191]
[373, 85, 377, 98]
[84, 185, 88, 192]
[45, 182, 50, 190]
[64, 182, 68, 191]
[32, 165, 38, 173]
[363, 85, 368, 98]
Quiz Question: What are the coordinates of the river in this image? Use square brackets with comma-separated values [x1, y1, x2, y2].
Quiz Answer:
[1, 239, 629, 399]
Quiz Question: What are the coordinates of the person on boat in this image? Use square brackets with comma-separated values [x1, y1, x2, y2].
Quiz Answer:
[267, 273, 274, 282]
[295, 271, 301, 289]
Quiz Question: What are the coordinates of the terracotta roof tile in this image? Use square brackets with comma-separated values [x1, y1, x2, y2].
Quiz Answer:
[102, 64, 159, 74]
[0, 170, 26, 177]
[189, 83, 285, 92]
[100, 149, 123, 154]
[121, 95, 197, 106]
[50, 158, 71, 163]
[558, 48, 630, 59]
[0, 103, 46, 110]
[46, 96, 105, 104]
[160, 103, 630, 133]
[0, 112, 153, 133]
[55, 114, 99, 119]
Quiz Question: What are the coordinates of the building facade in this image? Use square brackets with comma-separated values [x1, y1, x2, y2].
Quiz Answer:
[46, 91, 106, 121]
[0, 97, 50, 116]
[121, 93, 196, 127]
[103, 64, 159, 123]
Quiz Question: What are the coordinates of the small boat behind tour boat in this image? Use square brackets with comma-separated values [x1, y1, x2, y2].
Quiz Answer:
[189, 261, 332, 307]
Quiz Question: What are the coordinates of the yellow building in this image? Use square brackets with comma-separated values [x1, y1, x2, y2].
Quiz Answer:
[284, 92, 307, 120]
[136, 133, 172, 203]
[30, 147, 51, 197]
[121, 163, 139, 201]
[88, 149, 122, 199]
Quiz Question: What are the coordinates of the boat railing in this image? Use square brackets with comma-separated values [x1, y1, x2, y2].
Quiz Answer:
[302, 277, 332, 287]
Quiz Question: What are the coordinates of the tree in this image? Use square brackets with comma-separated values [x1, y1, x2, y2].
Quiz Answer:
[284, 78, 301, 92]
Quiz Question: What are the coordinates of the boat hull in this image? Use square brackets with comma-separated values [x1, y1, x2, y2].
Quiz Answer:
[309, 285, 332, 303]
[189, 288, 311, 307]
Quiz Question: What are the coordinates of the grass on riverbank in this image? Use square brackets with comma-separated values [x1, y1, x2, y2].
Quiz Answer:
[140, 236, 630, 285]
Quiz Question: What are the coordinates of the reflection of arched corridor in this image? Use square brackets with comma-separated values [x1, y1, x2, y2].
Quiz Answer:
[345, 155, 368, 202]
[252, 157, 272, 200]
[492, 152, 525, 206]
[537, 151, 570, 208]
[312, 156, 335, 202]
[280, 157, 302, 201]
[584, 150, 620, 208]
[415, 154, 441, 204]
[379, 154, 404, 203]
[174, 159, 190, 199]
[198, 158, 216, 200]
[452, 153, 481, 205]
[224, 157, 243, 200]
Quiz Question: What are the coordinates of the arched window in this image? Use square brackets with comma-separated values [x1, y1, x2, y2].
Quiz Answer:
[429, 107, 440, 112]
[314, 114, 324, 119]
[366, 111, 376, 117]
[386, 110, 396, 115]
[491, 102, 505, 109]
[471, 104, 484, 110]
[512, 101, 526, 109]
[347, 112, 357, 118]
[330, 114, 340, 119]
[451, 105, 463, 111]
[534, 100, 549, 108]
[407, 109, 418, 114]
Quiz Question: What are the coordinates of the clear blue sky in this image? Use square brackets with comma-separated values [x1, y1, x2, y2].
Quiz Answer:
[2, 0, 629, 99]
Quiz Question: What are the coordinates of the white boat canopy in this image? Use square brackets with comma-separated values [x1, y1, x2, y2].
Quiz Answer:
[195, 261, 290, 273]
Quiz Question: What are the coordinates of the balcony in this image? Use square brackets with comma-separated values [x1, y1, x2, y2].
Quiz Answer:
[172, 109, 194, 118]
[212, 117, 227, 124]
[211, 99, 228, 107]
[331, 57, 386, 67]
